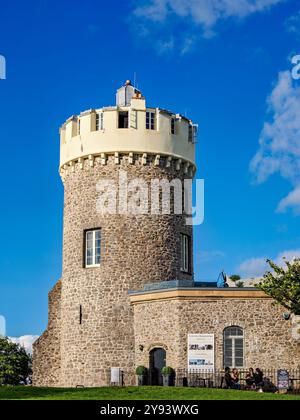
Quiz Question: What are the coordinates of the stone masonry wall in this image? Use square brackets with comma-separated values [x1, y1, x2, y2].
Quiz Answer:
[32, 280, 62, 386]
[58, 155, 193, 387]
[133, 296, 300, 372]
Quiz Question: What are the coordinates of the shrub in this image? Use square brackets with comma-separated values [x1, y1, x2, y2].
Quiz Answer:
[0, 337, 32, 386]
[135, 366, 147, 376]
[161, 366, 173, 376]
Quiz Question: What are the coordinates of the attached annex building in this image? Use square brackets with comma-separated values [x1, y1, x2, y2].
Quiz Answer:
[33, 81, 300, 387]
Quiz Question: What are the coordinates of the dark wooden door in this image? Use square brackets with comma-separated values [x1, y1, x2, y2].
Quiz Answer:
[149, 348, 166, 386]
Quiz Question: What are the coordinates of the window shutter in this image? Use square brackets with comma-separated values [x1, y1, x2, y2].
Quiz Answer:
[130, 110, 137, 129]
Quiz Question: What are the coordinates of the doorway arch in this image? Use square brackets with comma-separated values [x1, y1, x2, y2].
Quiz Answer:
[149, 348, 166, 386]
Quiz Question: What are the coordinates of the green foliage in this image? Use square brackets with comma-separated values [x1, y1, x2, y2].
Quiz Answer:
[236, 281, 244, 288]
[258, 259, 300, 315]
[0, 337, 32, 386]
[135, 366, 147, 376]
[230, 275, 241, 282]
[161, 366, 173, 376]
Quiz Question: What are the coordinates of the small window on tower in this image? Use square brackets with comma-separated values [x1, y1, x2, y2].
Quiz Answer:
[96, 112, 104, 131]
[85, 229, 101, 268]
[77, 119, 81, 135]
[171, 118, 176, 135]
[181, 233, 191, 273]
[146, 111, 155, 130]
[188, 124, 198, 143]
[118, 111, 129, 128]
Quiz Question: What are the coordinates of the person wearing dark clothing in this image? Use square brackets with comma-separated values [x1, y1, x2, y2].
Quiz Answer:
[254, 368, 264, 387]
[224, 367, 234, 389]
[246, 368, 256, 388]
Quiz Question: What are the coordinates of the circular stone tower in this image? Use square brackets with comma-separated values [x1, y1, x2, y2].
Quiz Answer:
[33, 81, 197, 387]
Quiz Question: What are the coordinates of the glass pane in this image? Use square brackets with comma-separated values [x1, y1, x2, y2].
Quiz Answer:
[235, 358, 244, 367]
[86, 256, 93, 266]
[224, 339, 232, 353]
[86, 231, 93, 241]
[224, 338, 233, 367]
[234, 337, 244, 367]
[235, 338, 243, 348]
[224, 327, 243, 338]
[234, 327, 243, 336]
[224, 356, 232, 367]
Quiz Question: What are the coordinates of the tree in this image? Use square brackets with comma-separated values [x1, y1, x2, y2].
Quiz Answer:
[229, 275, 241, 282]
[258, 259, 300, 315]
[0, 337, 32, 385]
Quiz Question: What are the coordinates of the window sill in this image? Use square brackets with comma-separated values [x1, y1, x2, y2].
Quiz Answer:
[85, 265, 101, 269]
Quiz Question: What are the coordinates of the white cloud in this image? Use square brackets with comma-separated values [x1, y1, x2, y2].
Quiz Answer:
[157, 37, 175, 55]
[132, 0, 283, 52]
[237, 249, 300, 277]
[277, 186, 300, 213]
[250, 70, 300, 213]
[275, 249, 300, 263]
[285, 11, 300, 36]
[198, 250, 225, 262]
[238, 257, 269, 278]
[9, 335, 39, 355]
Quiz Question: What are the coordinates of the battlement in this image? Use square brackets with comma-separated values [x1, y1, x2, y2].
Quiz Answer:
[59, 82, 197, 174]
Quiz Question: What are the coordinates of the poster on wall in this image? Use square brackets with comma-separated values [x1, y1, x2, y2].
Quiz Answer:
[188, 334, 215, 372]
[277, 369, 289, 390]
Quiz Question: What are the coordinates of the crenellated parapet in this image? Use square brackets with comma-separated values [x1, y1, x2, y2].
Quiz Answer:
[59, 151, 197, 181]
[59, 82, 197, 176]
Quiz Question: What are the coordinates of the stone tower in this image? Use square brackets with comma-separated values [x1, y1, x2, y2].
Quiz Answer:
[33, 81, 197, 387]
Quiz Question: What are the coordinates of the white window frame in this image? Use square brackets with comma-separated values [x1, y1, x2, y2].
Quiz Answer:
[181, 233, 190, 273]
[193, 124, 198, 143]
[85, 229, 101, 268]
[146, 111, 155, 130]
[223, 326, 244, 368]
[188, 124, 198, 143]
[96, 112, 104, 131]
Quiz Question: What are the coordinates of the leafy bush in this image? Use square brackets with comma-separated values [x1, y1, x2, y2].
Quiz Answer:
[258, 259, 300, 315]
[0, 337, 32, 385]
[161, 366, 173, 376]
[135, 366, 147, 376]
[230, 275, 241, 282]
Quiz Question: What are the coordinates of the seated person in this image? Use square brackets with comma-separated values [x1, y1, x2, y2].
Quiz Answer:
[224, 367, 234, 389]
[254, 368, 264, 387]
[231, 368, 241, 390]
[246, 368, 256, 387]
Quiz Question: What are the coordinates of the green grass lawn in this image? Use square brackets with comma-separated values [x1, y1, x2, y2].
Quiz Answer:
[0, 386, 299, 400]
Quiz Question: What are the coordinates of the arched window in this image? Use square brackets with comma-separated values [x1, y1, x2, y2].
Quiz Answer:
[223, 326, 244, 368]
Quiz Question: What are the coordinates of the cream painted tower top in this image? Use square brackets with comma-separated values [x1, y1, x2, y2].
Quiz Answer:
[59, 81, 197, 175]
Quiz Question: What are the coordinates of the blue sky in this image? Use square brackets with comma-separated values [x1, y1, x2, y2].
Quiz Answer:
[0, 0, 300, 338]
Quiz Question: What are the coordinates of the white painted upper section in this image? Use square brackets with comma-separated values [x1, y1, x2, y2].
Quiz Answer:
[60, 83, 196, 168]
